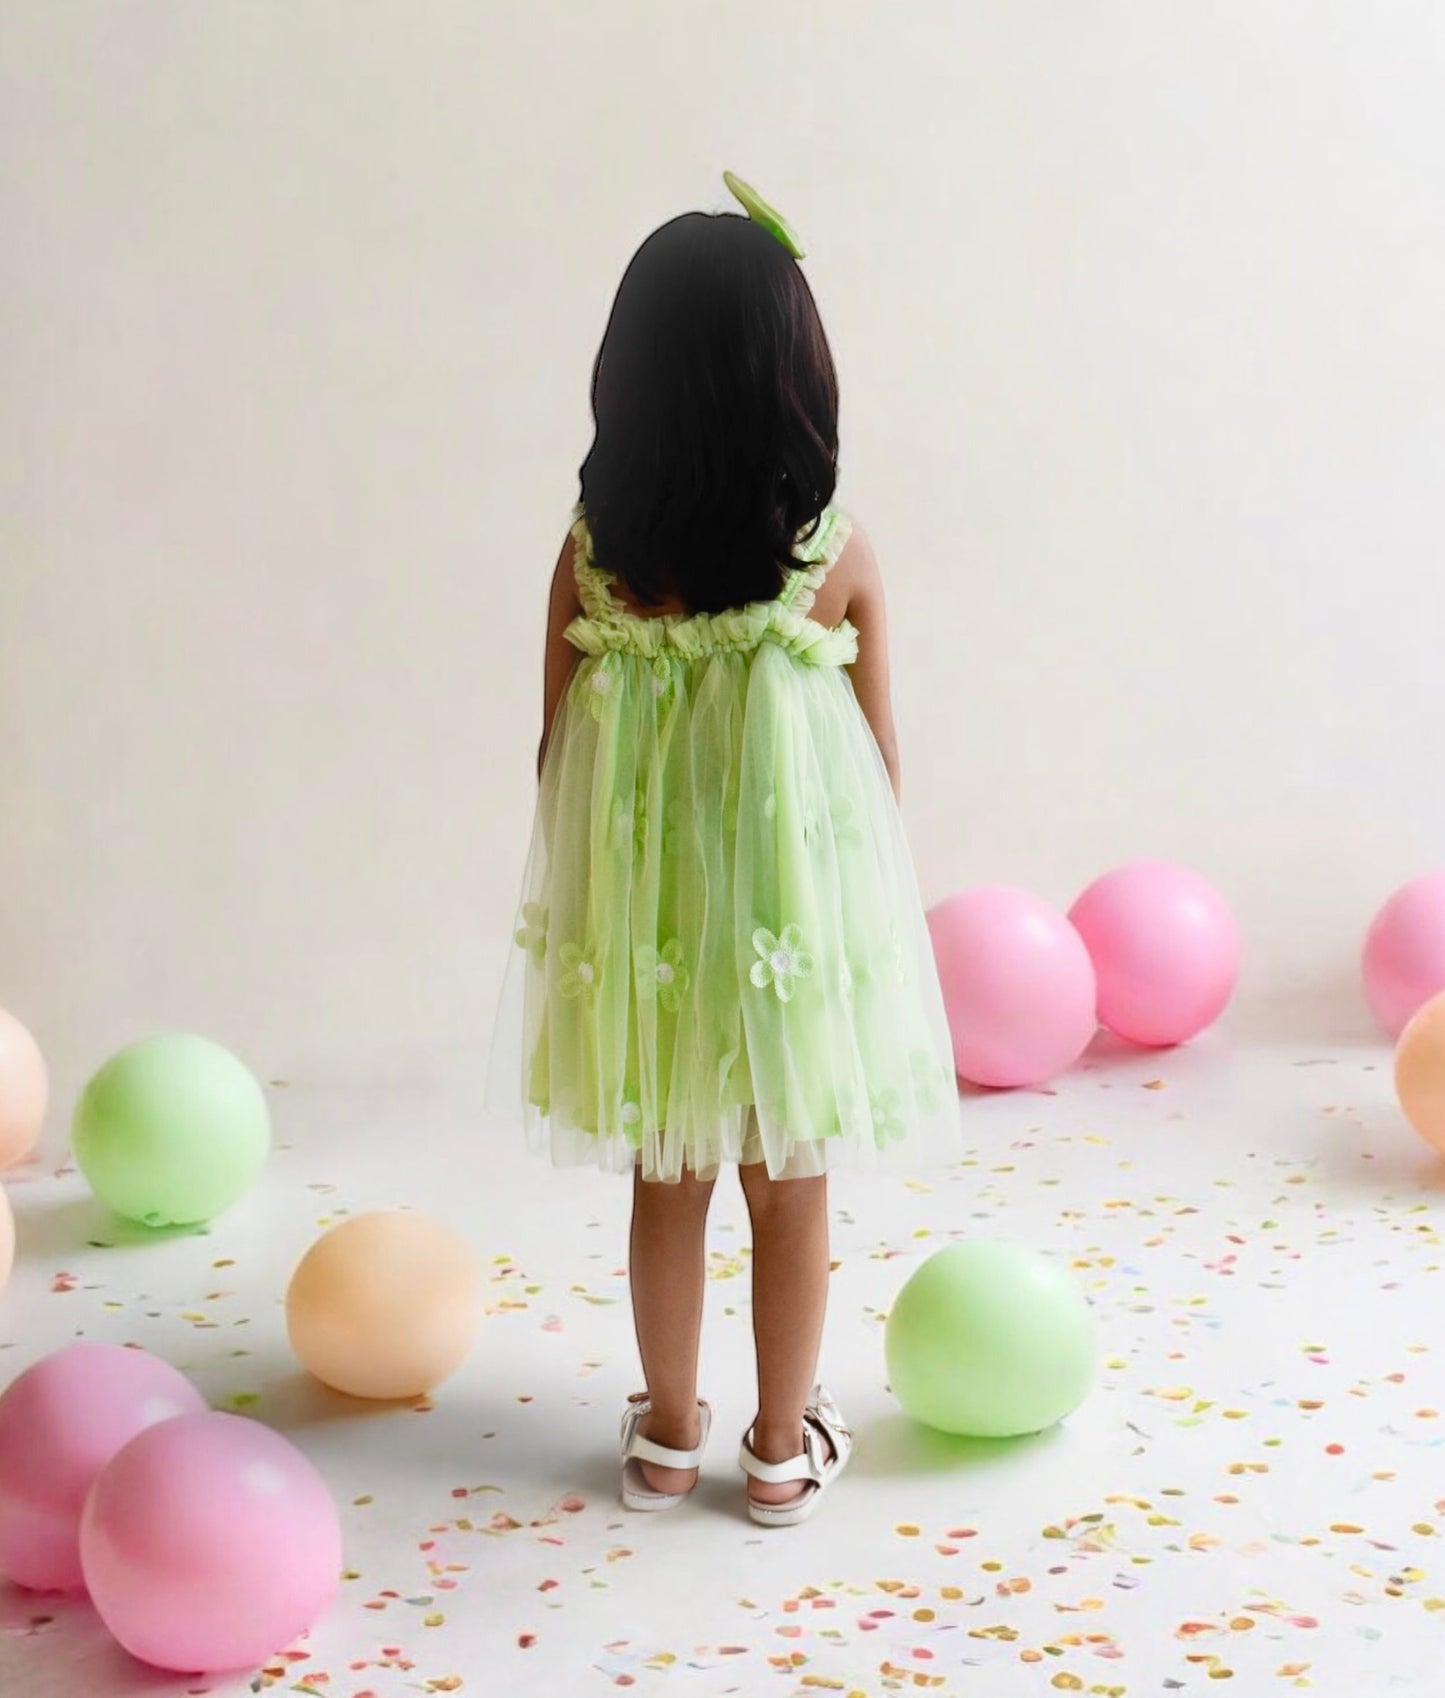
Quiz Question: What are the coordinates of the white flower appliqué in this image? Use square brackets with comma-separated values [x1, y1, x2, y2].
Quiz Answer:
[586, 661, 618, 722]
[750, 924, 815, 1002]
[635, 939, 690, 1012]
[559, 942, 600, 998]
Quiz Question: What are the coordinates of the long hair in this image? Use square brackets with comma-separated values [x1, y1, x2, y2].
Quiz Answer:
[578, 209, 840, 614]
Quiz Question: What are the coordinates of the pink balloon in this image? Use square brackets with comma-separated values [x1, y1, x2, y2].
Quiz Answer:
[0, 1342, 206, 1592]
[1363, 871, 1445, 1038]
[81, 1411, 341, 1673]
[927, 887, 1097, 1088]
[1069, 861, 1239, 1047]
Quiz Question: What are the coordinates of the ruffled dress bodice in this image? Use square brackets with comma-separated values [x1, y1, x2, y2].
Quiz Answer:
[565, 502, 860, 668]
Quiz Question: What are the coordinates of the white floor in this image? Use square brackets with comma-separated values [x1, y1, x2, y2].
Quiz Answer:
[1, 1034, 1442, 1697]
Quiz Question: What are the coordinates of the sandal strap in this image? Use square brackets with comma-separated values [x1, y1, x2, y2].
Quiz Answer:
[740, 1386, 850, 1485]
[627, 1430, 704, 1468]
[621, 1396, 710, 1468]
[739, 1417, 832, 1486]
[739, 1435, 813, 1484]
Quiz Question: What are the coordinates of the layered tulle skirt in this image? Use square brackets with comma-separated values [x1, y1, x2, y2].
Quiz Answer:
[486, 621, 960, 1182]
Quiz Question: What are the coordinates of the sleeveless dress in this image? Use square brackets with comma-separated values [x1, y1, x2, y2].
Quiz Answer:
[485, 501, 960, 1183]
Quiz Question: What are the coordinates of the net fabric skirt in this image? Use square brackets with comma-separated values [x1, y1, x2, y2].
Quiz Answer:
[486, 637, 961, 1183]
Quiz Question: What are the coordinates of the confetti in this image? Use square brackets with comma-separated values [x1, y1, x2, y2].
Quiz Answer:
[0, 1043, 1436, 1691]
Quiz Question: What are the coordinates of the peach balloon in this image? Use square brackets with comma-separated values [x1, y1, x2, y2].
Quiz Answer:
[1394, 990, 1445, 1156]
[0, 1187, 12, 1299]
[286, 1211, 479, 1400]
[0, 1009, 47, 1170]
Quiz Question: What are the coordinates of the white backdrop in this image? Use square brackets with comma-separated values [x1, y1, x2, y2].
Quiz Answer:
[4, 3, 1444, 1112]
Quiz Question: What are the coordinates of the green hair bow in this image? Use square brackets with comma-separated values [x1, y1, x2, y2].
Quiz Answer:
[723, 170, 806, 259]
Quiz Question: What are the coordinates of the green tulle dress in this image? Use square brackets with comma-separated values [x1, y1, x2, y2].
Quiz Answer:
[486, 501, 959, 1182]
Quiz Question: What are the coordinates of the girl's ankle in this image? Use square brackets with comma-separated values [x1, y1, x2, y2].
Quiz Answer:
[641, 1405, 701, 1448]
[748, 1417, 805, 1461]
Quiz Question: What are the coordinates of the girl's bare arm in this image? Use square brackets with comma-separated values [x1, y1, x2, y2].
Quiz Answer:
[539, 530, 582, 776]
[835, 523, 902, 801]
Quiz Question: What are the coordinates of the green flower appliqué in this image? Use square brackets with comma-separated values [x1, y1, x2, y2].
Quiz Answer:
[612, 795, 647, 855]
[830, 795, 863, 847]
[636, 939, 690, 1012]
[910, 1048, 953, 1114]
[799, 794, 861, 849]
[750, 924, 815, 1002]
[648, 661, 677, 709]
[869, 1087, 906, 1142]
[513, 902, 548, 964]
[558, 942, 600, 999]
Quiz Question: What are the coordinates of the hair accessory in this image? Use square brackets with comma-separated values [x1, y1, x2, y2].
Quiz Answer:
[723, 170, 806, 259]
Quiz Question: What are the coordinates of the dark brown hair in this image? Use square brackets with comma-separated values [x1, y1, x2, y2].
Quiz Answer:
[577, 210, 840, 614]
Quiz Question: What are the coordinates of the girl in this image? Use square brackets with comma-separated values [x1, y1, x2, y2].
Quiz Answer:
[488, 174, 958, 1526]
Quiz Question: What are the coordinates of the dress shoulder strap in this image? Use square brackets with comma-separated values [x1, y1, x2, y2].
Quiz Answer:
[568, 502, 622, 620]
[779, 504, 854, 617]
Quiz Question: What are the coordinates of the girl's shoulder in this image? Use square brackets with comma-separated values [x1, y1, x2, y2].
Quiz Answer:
[798, 506, 885, 630]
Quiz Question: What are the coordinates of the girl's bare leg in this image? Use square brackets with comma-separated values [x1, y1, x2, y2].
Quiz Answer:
[627, 1159, 717, 1493]
[737, 1161, 832, 1505]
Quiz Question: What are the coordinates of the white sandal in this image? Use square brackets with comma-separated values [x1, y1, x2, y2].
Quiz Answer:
[619, 1390, 712, 1511]
[738, 1382, 853, 1527]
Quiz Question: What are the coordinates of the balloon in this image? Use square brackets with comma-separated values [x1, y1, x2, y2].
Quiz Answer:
[1069, 860, 1238, 1047]
[286, 1211, 480, 1400]
[0, 1007, 47, 1170]
[926, 887, 1097, 1087]
[885, 1240, 1096, 1438]
[72, 1034, 269, 1227]
[80, 1411, 340, 1672]
[0, 1342, 205, 1592]
[1394, 990, 1445, 1155]
[0, 1186, 12, 1299]
[1364, 871, 1445, 1038]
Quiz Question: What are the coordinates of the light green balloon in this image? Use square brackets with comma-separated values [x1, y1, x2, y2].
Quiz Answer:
[72, 1034, 270, 1227]
[885, 1240, 1097, 1437]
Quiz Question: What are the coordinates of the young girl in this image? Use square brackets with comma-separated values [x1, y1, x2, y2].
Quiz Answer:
[489, 175, 959, 1526]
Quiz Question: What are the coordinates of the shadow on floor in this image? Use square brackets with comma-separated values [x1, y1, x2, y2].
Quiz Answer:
[11, 1192, 213, 1261]
[0, 1583, 213, 1694]
[250, 1366, 428, 1430]
[849, 1408, 1064, 1480]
